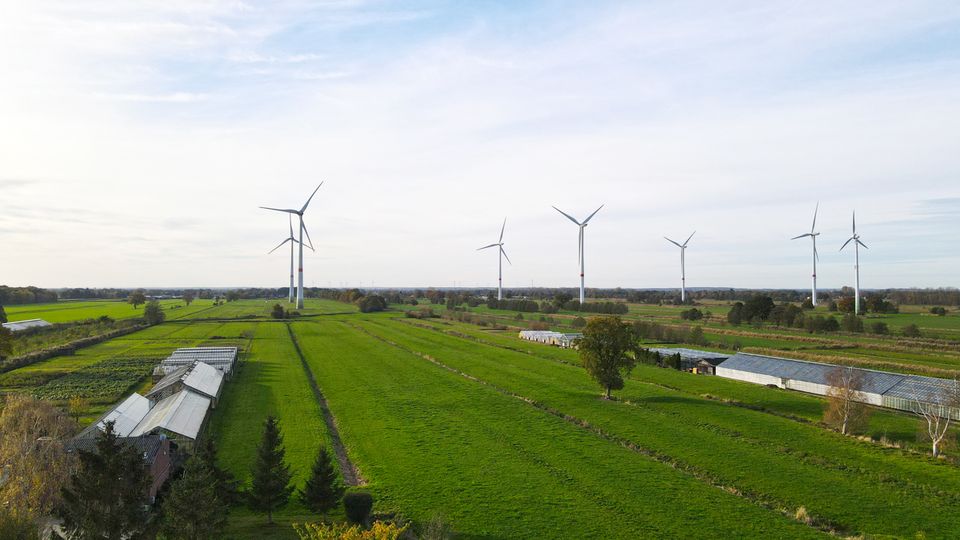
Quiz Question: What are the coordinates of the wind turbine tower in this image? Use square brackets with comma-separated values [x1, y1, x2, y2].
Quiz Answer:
[553, 205, 603, 304]
[840, 211, 868, 314]
[792, 203, 820, 305]
[260, 183, 323, 309]
[477, 218, 511, 301]
[268, 214, 313, 303]
[664, 232, 695, 303]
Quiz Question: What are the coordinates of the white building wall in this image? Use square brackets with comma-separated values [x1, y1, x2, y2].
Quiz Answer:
[715, 368, 781, 387]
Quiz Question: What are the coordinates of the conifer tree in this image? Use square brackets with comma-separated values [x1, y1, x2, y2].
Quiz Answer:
[160, 456, 229, 540]
[58, 422, 150, 539]
[298, 445, 345, 514]
[195, 438, 240, 505]
[248, 416, 293, 523]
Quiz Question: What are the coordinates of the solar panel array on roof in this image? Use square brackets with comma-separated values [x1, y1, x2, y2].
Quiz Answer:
[717, 353, 905, 395]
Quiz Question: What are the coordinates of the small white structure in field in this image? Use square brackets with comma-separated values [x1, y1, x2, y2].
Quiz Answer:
[2, 318, 53, 332]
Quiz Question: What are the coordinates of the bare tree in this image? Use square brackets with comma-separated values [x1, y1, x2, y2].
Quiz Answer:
[824, 366, 871, 435]
[913, 378, 960, 458]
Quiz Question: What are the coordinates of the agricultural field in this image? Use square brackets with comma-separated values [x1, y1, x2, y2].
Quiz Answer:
[7, 299, 960, 538]
[3, 298, 213, 323]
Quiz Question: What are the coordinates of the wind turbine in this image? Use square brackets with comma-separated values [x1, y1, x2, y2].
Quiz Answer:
[268, 214, 314, 304]
[792, 203, 820, 306]
[553, 205, 603, 304]
[260, 182, 323, 309]
[477, 218, 511, 301]
[664, 231, 695, 303]
[840, 211, 868, 315]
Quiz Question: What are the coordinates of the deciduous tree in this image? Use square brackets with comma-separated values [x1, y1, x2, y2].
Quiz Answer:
[182, 291, 195, 306]
[824, 366, 871, 435]
[913, 379, 959, 458]
[143, 300, 166, 325]
[578, 316, 638, 399]
[127, 290, 146, 309]
[0, 395, 77, 528]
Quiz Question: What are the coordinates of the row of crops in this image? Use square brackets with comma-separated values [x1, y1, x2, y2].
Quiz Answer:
[30, 356, 163, 400]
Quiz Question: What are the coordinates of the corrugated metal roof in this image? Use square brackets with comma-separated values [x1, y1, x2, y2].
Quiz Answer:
[2, 318, 53, 332]
[717, 353, 906, 395]
[160, 347, 237, 374]
[648, 347, 730, 361]
[96, 393, 151, 437]
[146, 365, 192, 400]
[182, 361, 223, 399]
[884, 375, 959, 402]
[131, 390, 210, 440]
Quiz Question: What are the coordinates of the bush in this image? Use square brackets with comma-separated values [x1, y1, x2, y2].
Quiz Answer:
[868, 321, 889, 335]
[271, 304, 287, 319]
[902, 324, 922, 338]
[679, 308, 703, 321]
[357, 296, 387, 313]
[930, 306, 948, 316]
[343, 492, 373, 525]
[570, 316, 586, 329]
[840, 314, 864, 333]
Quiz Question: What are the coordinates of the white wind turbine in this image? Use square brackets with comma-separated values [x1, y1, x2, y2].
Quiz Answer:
[664, 231, 695, 303]
[268, 214, 314, 304]
[260, 183, 323, 309]
[477, 218, 511, 301]
[840, 211, 868, 314]
[791, 203, 820, 306]
[553, 205, 603, 304]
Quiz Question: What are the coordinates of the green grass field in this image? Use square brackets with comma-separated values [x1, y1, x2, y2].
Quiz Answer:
[7, 299, 960, 538]
[3, 299, 213, 323]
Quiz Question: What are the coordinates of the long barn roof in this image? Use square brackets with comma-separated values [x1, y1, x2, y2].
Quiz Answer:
[717, 353, 906, 395]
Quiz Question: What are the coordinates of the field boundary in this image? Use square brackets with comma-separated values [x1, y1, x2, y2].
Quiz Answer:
[285, 322, 365, 486]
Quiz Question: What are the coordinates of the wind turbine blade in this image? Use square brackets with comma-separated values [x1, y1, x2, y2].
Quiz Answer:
[664, 237, 682, 248]
[268, 238, 292, 254]
[814, 245, 819, 261]
[552, 206, 581, 226]
[683, 230, 696, 247]
[840, 237, 853, 251]
[791, 233, 812, 240]
[852, 211, 856, 234]
[301, 220, 315, 250]
[811, 202, 819, 232]
[582, 204, 604, 225]
[501, 246, 512, 265]
[288, 214, 295, 238]
[857, 239, 869, 249]
[579, 227, 584, 266]
[260, 206, 298, 214]
[300, 182, 324, 213]
[477, 243, 499, 251]
[499, 218, 506, 243]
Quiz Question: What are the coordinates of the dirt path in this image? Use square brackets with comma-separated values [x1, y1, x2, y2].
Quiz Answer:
[285, 322, 365, 486]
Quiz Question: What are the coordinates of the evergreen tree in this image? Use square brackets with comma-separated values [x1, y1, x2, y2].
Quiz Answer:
[195, 438, 240, 505]
[160, 456, 229, 540]
[58, 422, 151, 539]
[298, 446, 345, 514]
[248, 416, 293, 523]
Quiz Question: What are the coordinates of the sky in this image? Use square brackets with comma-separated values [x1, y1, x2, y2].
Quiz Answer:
[1, 0, 959, 290]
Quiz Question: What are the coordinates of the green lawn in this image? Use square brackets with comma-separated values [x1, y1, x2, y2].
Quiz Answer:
[4, 299, 213, 323]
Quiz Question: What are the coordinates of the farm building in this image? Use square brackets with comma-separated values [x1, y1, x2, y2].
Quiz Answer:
[129, 390, 212, 450]
[646, 348, 729, 374]
[2, 318, 53, 332]
[79, 392, 152, 438]
[518, 331, 583, 348]
[716, 352, 960, 419]
[154, 346, 238, 377]
[146, 360, 224, 407]
[66, 435, 173, 503]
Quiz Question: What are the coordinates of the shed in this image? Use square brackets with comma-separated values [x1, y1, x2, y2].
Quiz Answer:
[647, 348, 729, 374]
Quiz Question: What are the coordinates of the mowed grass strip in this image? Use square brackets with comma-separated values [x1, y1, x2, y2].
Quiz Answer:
[206, 321, 330, 537]
[291, 319, 824, 539]
[359, 317, 960, 539]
